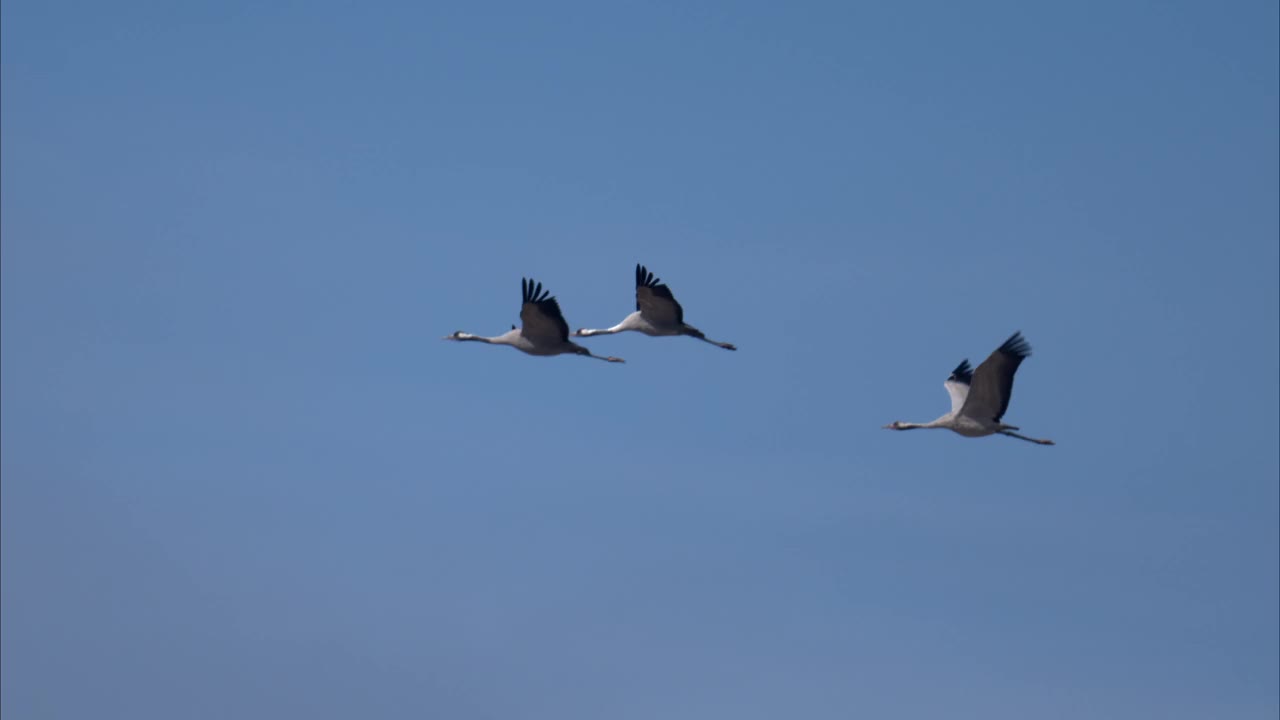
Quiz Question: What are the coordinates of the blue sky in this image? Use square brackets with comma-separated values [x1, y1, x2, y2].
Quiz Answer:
[2, 1, 1277, 718]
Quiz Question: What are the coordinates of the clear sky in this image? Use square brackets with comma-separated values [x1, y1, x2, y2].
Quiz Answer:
[2, 1, 1277, 718]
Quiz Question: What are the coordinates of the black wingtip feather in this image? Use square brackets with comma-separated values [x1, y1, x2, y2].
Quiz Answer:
[636, 264, 661, 289]
[948, 359, 973, 384]
[522, 277, 554, 304]
[998, 331, 1032, 359]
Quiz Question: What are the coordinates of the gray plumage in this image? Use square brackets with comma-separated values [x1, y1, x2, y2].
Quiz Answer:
[444, 277, 626, 363]
[884, 331, 1054, 445]
[574, 264, 737, 351]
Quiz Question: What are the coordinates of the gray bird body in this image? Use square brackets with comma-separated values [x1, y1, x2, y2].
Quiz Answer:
[884, 332, 1054, 445]
[574, 264, 737, 351]
[445, 278, 625, 363]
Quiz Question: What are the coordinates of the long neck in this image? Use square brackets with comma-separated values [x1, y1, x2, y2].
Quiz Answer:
[470, 328, 524, 345]
[578, 313, 645, 337]
[897, 417, 952, 430]
[577, 319, 634, 337]
[454, 332, 495, 343]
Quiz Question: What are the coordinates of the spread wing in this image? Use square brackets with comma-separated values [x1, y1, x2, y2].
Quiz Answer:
[635, 264, 684, 326]
[959, 332, 1031, 423]
[943, 359, 973, 415]
[519, 278, 570, 343]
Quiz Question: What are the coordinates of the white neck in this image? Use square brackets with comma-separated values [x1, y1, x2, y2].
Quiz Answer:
[893, 416, 953, 430]
[451, 330, 520, 346]
[577, 321, 634, 337]
[576, 313, 645, 337]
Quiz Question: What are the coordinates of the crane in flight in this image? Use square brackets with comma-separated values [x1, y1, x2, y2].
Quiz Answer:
[574, 264, 737, 351]
[884, 331, 1054, 445]
[444, 278, 625, 363]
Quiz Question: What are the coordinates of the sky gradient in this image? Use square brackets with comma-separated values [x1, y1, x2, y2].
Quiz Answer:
[3, 1, 1278, 718]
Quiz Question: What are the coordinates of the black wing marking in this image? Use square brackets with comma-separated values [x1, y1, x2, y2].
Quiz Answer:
[521, 277, 571, 342]
[947, 359, 974, 386]
[961, 331, 1032, 422]
[635, 263, 684, 325]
